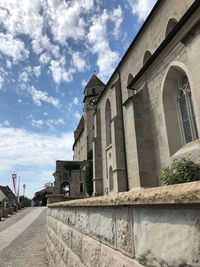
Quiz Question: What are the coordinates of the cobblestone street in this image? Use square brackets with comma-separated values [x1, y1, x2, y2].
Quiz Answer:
[0, 207, 47, 267]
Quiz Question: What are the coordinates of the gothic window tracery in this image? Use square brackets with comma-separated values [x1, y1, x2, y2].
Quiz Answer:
[105, 99, 112, 146]
[177, 75, 198, 143]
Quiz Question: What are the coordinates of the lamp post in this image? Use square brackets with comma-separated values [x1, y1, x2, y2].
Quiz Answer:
[23, 184, 26, 207]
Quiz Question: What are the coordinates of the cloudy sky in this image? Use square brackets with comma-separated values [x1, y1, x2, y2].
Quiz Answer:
[0, 0, 156, 198]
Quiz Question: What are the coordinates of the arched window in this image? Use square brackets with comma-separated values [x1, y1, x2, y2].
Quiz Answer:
[177, 75, 198, 143]
[60, 180, 70, 195]
[163, 67, 198, 155]
[105, 99, 112, 146]
[165, 18, 177, 37]
[109, 166, 113, 191]
[143, 50, 152, 65]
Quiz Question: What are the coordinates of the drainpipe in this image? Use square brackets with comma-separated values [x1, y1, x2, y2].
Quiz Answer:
[116, 69, 129, 191]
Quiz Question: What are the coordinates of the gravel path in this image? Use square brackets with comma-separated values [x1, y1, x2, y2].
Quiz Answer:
[0, 207, 47, 267]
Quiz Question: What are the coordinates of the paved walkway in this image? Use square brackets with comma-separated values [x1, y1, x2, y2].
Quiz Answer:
[0, 207, 47, 267]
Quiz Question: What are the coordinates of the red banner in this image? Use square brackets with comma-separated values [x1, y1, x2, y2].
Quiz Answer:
[12, 173, 17, 196]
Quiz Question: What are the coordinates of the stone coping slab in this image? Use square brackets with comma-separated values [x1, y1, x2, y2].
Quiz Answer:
[48, 181, 200, 207]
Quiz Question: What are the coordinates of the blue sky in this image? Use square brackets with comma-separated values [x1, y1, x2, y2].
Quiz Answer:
[0, 0, 156, 198]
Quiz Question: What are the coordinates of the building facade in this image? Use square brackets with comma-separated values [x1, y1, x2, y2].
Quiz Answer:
[93, 0, 200, 195]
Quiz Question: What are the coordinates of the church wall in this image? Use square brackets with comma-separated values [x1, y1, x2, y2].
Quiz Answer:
[93, 108, 103, 196]
[95, 74, 127, 195]
[123, 6, 200, 183]
[73, 128, 87, 161]
[98, 82, 115, 194]
[118, 1, 200, 188]
[119, 0, 194, 103]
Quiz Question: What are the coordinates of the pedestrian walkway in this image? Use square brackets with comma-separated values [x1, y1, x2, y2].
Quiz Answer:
[0, 207, 47, 267]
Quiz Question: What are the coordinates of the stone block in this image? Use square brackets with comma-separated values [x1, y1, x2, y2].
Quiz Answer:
[60, 224, 73, 249]
[133, 206, 200, 267]
[98, 242, 143, 267]
[71, 229, 83, 259]
[82, 235, 101, 267]
[67, 248, 85, 267]
[116, 207, 134, 257]
[89, 207, 115, 246]
[75, 208, 89, 233]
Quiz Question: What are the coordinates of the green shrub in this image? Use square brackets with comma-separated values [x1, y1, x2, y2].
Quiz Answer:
[160, 157, 200, 185]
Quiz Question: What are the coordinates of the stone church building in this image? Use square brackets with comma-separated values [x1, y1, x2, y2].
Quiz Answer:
[54, 0, 200, 198]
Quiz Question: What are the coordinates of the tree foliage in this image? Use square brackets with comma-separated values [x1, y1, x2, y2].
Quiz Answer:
[160, 157, 200, 185]
[85, 150, 93, 196]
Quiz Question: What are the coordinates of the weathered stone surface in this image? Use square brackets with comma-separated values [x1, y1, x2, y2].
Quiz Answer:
[116, 207, 134, 257]
[89, 208, 115, 246]
[46, 233, 66, 267]
[75, 208, 89, 234]
[82, 235, 101, 267]
[98, 242, 144, 267]
[71, 229, 83, 259]
[60, 223, 73, 249]
[48, 181, 200, 207]
[134, 206, 200, 266]
[67, 248, 85, 267]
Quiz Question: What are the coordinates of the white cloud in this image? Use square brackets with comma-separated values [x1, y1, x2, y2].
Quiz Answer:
[0, 75, 4, 90]
[74, 111, 81, 120]
[3, 120, 10, 126]
[127, 0, 156, 22]
[81, 79, 87, 87]
[88, 10, 119, 81]
[31, 117, 65, 130]
[46, 118, 65, 129]
[0, 126, 74, 169]
[46, 0, 94, 44]
[73, 97, 79, 105]
[19, 71, 29, 83]
[49, 60, 74, 84]
[0, 120, 10, 127]
[39, 53, 51, 64]
[33, 66, 41, 78]
[18, 99, 22, 103]
[0, 0, 43, 39]
[0, 33, 29, 63]
[31, 35, 60, 58]
[28, 86, 60, 107]
[32, 119, 44, 128]
[72, 52, 88, 72]
[111, 6, 123, 37]
[6, 60, 12, 68]
[44, 112, 48, 116]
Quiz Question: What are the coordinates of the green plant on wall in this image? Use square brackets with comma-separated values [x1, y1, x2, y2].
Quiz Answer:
[160, 157, 200, 185]
[85, 150, 93, 196]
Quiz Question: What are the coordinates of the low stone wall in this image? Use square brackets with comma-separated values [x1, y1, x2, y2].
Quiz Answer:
[47, 181, 200, 267]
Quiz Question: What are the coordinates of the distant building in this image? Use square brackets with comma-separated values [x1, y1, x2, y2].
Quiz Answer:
[0, 185, 16, 203]
[53, 75, 105, 197]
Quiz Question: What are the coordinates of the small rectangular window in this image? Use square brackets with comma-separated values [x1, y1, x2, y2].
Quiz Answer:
[92, 88, 95, 94]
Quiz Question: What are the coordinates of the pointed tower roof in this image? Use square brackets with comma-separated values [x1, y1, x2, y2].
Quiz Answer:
[84, 75, 105, 94]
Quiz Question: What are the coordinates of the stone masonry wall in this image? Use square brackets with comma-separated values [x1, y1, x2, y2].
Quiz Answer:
[47, 181, 200, 267]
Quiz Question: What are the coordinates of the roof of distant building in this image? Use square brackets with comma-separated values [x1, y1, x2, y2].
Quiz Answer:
[0, 185, 16, 201]
[84, 75, 105, 94]
[74, 115, 84, 139]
